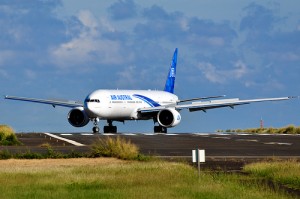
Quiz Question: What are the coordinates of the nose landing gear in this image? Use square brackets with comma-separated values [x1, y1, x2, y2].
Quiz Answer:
[92, 118, 100, 133]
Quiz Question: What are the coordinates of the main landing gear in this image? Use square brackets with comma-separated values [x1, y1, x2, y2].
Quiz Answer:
[154, 125, 167, 133]
[103, 120, 117, 133]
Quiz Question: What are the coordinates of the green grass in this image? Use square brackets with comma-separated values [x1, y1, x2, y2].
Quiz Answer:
[244, 160, 300, 190]
[0, 158, 293, 199]
[0, 125, 21, 145]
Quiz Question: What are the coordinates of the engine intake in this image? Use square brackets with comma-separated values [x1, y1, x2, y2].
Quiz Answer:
[157, 108, 181, 128]
[68, 107, 89, 127]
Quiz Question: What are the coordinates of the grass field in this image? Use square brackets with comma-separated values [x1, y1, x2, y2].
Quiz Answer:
[0, 158, 294, 199]
[244, 160, 300, 191]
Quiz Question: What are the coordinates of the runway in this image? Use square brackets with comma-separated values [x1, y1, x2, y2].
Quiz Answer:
[4, 132, 300, 159]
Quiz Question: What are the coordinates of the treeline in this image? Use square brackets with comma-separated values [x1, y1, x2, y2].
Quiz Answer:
[217, 125, 300, 134]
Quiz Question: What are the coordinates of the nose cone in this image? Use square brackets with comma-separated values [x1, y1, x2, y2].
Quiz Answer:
[84, 96, 97, 117]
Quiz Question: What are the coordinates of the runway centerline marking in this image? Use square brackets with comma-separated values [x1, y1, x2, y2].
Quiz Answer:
[44, 133, 85, 146]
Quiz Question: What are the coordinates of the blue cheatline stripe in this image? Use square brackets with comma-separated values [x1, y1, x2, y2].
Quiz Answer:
[133, 94, 161, 107]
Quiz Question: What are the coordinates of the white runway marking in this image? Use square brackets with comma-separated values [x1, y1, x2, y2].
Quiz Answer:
[215, 133, 229, 136]
[60, 134, 72, 136]
[236, 139, 259, 142]
[212, 137, 231, 140]
[103, 133, 117, 136]
[166, 134, 177, 136]
[123, 133, 136, 136]
[81, 134, 94, 136]
[264, 142, 292, 146]
[192, 133, 210, 136]
[44, 133, 85, 146]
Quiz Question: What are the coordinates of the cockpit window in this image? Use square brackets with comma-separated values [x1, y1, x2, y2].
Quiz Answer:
[85, 99, 100, 103]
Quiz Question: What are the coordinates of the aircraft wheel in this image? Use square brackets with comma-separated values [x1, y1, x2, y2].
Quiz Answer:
[103, 126, 109, 133]
[112, 126, 117, 133]
[104, 126, 117, 133]
[154, 126, 167, 133]
[93, 126, 99, 133]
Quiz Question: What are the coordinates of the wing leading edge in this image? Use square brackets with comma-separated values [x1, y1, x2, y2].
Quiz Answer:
[4, 95, 83, 108]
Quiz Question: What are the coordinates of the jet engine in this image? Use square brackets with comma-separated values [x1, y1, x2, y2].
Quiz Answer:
[68, 107, 89, 127]
[157, 108, 181, 128]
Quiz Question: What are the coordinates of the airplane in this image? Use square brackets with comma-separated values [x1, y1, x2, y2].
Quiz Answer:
[4, 48, 295, 133]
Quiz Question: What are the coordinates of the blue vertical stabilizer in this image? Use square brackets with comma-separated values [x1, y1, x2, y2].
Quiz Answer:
[164, 48, 178, 93]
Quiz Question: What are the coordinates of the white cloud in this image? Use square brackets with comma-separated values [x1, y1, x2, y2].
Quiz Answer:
[24, 69, 36, 80]
[0, 69, 9, 78]
[116, 65, 137, 87]
[50, 10, 123, 70]
[0, 50, 15, 66]
[207, 37, 225, 46]
[77, 10, 99, 36]
[198, 60, 248, 83]
[245, 79, 284, 90]
[278, 52, 300, 61]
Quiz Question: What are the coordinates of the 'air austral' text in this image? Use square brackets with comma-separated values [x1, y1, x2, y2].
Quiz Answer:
[110, 95, 133, 100]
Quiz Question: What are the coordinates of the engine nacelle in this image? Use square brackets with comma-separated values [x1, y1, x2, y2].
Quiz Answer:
[68, 107, 89, 127]
[157, 108, 181, 128]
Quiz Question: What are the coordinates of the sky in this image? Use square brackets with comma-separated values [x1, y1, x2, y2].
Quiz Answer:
[0, 0, 299, 133]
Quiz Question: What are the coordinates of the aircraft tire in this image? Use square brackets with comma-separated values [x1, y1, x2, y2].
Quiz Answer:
[154, 126, 167, 133]
[93, 126, 99, 133]
[103, 126, 117, 133]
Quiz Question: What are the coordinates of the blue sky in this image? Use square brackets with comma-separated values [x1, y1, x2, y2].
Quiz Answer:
[0, 0, 299, 133]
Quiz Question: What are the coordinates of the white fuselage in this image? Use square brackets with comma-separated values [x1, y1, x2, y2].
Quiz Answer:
[84, 89, 178, 120]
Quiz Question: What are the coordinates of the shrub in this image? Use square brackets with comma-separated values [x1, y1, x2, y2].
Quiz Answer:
[90, 136, 139, 160]
[15, 150, 44, 159]
[0, 150, 12, 159]
[0, 125, 21, 145]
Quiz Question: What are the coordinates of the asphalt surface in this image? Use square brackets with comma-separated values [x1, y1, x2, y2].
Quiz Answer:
[3, 132, 299, 158]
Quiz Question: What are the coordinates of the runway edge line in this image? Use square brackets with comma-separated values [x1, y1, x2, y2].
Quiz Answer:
[44, 133, 85, 146]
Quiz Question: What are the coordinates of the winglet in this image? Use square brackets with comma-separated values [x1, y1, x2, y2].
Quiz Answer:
[164, 48, 178, 94]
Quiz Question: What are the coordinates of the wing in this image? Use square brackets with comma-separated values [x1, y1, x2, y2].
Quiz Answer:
[176, 97, 293, 112]
[4, 95, 83, 108]
[137, 96, 294, 114]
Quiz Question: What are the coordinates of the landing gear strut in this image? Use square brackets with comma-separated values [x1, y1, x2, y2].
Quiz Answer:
[103, 120, 117, 133]
[154, 126, 167, 133]
[92, 118, 100, 133]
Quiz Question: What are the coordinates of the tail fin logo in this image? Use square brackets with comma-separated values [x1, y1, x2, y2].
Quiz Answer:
[170, 68, 175, 78]
[164, 48, 178, 94]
